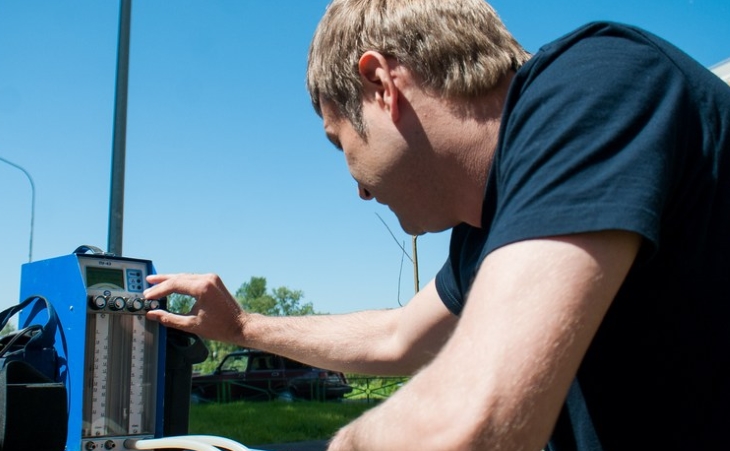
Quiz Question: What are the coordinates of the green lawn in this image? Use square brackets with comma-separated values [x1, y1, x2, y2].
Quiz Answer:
[188, 400, 374, 447]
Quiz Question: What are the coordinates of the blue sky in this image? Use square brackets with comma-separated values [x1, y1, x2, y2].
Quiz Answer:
[1, 0, 728, 317]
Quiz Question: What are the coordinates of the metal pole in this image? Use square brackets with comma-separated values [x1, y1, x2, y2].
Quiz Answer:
[0, 156, 35, 262]
[107, 0, 132, 256]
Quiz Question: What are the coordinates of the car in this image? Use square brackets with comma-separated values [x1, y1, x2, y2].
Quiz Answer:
[191, 348, 353, 402]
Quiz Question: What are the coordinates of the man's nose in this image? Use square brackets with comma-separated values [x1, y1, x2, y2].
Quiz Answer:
[358, 185, 374, 200]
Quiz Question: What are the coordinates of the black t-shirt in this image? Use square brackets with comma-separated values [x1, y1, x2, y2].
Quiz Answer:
[435, 22, 730, 450]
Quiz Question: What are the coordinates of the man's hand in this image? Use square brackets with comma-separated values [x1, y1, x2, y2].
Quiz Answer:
[143, 273, 248, 346]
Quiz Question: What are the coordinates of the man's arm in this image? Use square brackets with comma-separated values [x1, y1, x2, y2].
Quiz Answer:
[144, 275, 457, 375]
[329, 230, 641, 450]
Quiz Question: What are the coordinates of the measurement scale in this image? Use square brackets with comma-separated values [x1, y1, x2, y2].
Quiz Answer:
[129, 314, 147, 435]
[89, 313, 110, 437]
[79, 257, 162, 449]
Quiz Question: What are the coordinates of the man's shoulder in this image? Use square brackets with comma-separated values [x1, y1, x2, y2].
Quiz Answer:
[508, 20, 708, 112]
[524, 21, 709, 84]
[537, 21, 670, 55]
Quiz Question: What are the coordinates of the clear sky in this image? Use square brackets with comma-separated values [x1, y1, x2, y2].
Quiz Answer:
[1, 0, 728, 318]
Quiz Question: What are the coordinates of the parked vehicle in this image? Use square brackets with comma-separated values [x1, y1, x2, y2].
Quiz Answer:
[191, 349, 353, 402]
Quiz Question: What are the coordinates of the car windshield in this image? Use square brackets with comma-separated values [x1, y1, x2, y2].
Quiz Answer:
[220, 355, 249, 372]
[249, 354, 278, 371]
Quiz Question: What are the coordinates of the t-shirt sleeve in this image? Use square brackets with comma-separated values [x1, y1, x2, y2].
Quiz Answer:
[435, 24, 691, 312]
[483, 27, 687, 259]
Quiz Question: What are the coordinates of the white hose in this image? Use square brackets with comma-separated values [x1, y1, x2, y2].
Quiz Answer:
[186, 435, 253, 451]
[125, 435, 253, 451]
[125, 436, 219, 451]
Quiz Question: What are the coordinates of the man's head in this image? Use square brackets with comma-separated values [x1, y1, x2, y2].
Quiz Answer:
[306, 0, 529, 137]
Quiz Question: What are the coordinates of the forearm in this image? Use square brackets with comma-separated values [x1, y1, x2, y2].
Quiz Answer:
[242, 280, 457, 375]
[144, 273, 410, 373]
[242, 309, 409, 375]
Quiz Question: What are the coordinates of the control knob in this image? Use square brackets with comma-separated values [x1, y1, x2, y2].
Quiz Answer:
[127, 297, 145, 312]
[90, 295, 108, 310]
[144, 299, 161, 311]
[109, 296, 126, 311]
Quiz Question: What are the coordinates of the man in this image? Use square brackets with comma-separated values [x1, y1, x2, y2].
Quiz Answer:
[144, 0, 730, 449]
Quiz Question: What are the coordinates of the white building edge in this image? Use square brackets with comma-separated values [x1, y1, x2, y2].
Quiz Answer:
[711, 58, 730, 85]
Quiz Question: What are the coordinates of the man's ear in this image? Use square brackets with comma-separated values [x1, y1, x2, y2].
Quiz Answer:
[358, 51, 400, 122]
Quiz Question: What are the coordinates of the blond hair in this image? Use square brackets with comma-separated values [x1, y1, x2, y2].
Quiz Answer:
[307, 0, 530, 135]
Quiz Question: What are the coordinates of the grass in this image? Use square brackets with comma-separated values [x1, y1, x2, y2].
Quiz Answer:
[188, 400, 374, 446]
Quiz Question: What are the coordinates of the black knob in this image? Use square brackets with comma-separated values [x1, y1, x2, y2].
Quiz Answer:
[144, 299, 160, 310]
[91, 295, 108, 310]
[109, 296, 126, 311]
[127, 297, 145, 312]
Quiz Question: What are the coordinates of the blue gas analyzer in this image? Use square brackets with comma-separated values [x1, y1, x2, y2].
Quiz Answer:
[18, 246, 205, 451]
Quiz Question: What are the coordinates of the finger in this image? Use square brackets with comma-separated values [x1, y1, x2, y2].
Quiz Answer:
[144, 273, 192, 299]
[146, 309, 197, 333]
[146, 273, 174, 284]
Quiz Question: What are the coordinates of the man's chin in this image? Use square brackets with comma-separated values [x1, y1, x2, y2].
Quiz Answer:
[398, 220, 427, 236]
[395, 211, 454, 235]
[400, 220, 455, 236]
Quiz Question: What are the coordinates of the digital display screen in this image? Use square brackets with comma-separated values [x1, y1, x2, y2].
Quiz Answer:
[86, 266, 125, 290]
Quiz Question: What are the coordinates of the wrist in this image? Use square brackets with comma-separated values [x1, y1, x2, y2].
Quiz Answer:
[237, 311, 260, 348]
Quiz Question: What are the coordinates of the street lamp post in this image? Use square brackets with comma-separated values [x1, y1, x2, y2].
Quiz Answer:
[0, 156, 35, 262]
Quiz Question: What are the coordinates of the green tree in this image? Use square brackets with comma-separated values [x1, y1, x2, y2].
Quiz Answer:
[235, 276, 276, 314]
[272, 286, 315, 316]
[167, 293, 195, 314]
[236, 276, 316, 316]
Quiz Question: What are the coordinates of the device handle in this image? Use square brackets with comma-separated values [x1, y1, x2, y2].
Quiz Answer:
[73, 244, 109, 255]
